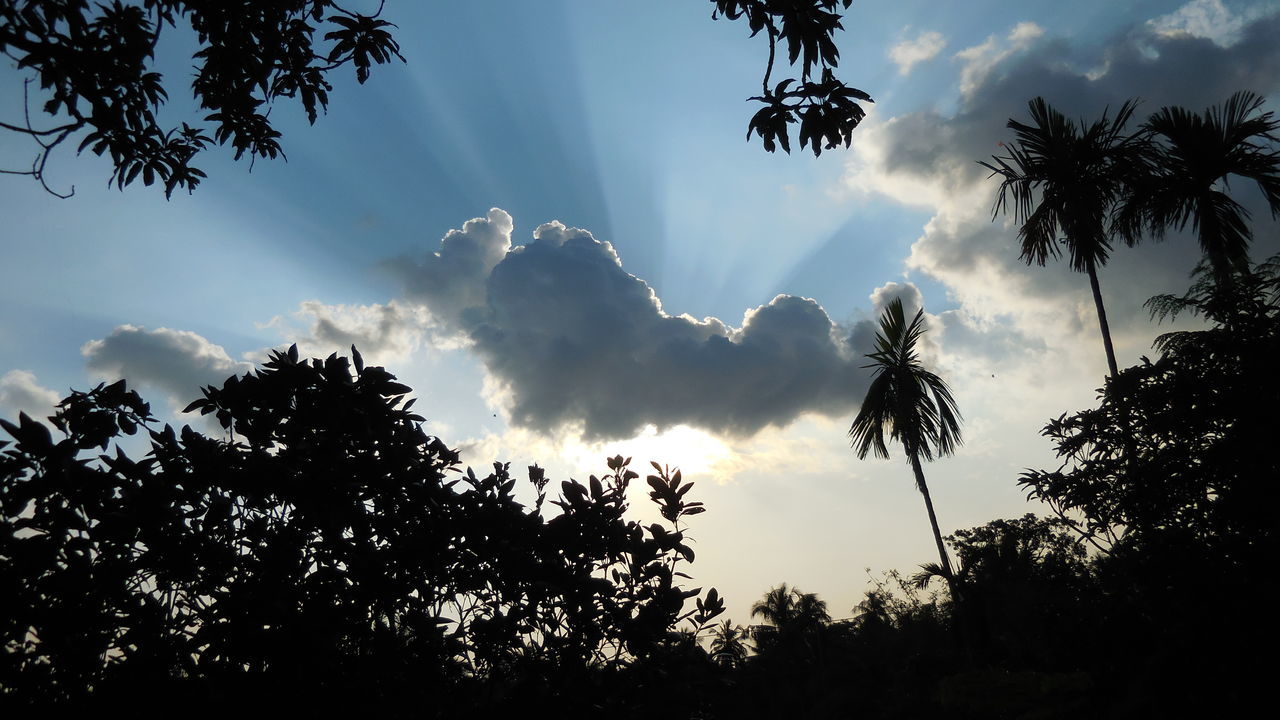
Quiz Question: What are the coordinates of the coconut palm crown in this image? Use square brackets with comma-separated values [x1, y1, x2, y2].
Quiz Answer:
[850, 298, 962, 585]
[981, 97, 1147, 378]
[1119, 90, 1280, 282]
[849, 298, 962, 467]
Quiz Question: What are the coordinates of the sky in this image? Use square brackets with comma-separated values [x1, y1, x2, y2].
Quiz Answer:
[3, 0, 1280, 624]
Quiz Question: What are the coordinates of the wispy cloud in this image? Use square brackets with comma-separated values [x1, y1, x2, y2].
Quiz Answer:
[953, 22, 1044, 99]
[889, 30, 946, 75]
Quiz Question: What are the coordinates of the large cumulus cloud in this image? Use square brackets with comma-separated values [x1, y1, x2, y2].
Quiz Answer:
[390, 212, 903, 440]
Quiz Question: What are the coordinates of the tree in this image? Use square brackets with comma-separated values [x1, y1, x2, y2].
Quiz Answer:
[708, 619, 749, 668]
[748, 582, 830, 669]
[1119, 91, 1280, 283]
[982, 97, 1147, 378]
[1017, 258, 1280, 714]
[1021, 255, 1280, 559]
[0, 345, 726, 711]
[749, 583, 830, 634]
[0, 0, 404, 197]
[849, 298, 962, 590]
[710, 0, 872, 157]
[3, 1, 871, 198]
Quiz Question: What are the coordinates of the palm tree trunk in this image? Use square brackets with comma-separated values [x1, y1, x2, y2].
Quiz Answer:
[909, 452, 955, 588]
[910, 452, 971, 662]
[1086, 261, 1119, 378]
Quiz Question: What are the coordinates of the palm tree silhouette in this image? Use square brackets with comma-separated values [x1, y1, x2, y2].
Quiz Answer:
[749, 583, 830, 651]
[1120, 90, 1280, 283]
[708, 619, 749, 668]
[849, 298, 962, 591]
[982, 97, 1146, 378]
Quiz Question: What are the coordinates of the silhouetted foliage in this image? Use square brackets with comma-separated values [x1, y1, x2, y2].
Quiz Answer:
[0, 0, 404, 197]
[1021, 256, 1280, 559]
[982, 97, 1149, 377]
[2, 1, 871, 198]
[0, 345, 725, 714]
[1118, 90, 1280, 283]
[850, 297, 962, 589]
[1013, 256, 1280, 715]
[710, 0, 872, 156]
[748, 582, 829, 652]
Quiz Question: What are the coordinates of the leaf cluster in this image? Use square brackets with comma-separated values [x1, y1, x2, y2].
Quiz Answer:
[849, 298, 962, 466]
[980, 97, 1148, 273]
[0, 345, 723, 711]
[1020, 258, 1280, 560]
[711, 0, 872, 156]
[0, 0, 404, 197]
[984, 92, 1280, 283]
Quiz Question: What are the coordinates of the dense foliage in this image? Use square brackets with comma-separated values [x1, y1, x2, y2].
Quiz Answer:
[0, 0, 404, 197]
[711, 0, 872, 156]
[2, 0, 874, 197]
[0, 346, 724, 714]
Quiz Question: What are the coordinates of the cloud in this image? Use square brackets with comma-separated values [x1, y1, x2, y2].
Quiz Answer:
[0, 370, 60, 420]
[953, 22, 1044, 99]
[1147, 0, 1278, 47]
[889, 30, 946, 75]
[385, 207, 514, 331]
[843, 12, 1280, 379]
[82, 326, 253, 402]
[259, 300, 431, 364]
[392, 212, 902, 440]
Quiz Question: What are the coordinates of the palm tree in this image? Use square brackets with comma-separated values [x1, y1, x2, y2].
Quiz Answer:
[849, 298, 962, 591]
[708, 619, 749, 668]
[1120, 90, 1280, 283]
[749, 583, 830, 650]
[982, 97, 1146, 378]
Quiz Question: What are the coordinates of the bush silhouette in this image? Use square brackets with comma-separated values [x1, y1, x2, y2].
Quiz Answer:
[0, 345, 723, 713]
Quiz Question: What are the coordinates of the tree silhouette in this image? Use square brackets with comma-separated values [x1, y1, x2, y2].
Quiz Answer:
[982, 97, 1146, 378]
[708, 619, 749, 668]
[1120, 91, 1280, 283]
[0, 1, 405, 197]
[0, 345, 726, 711]
[849, 298, 962, 590]
[1022, 255, 1280, 558]
[3, 1, 870, 197]
[749, 583, 830, 636]
[710, 0, 872, 156]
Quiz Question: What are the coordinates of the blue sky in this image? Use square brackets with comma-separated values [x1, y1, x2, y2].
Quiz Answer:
[4, 0, 1279, 622]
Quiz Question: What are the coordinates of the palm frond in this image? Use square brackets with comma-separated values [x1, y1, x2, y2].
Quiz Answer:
[850, 298, 962, 462]
[1136, 91, 1280, 280]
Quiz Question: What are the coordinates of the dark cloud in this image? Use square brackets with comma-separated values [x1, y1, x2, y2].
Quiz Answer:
[397, 212, 881, 440]
[82, 326, 252, 402]
[386, 208, 513, 329]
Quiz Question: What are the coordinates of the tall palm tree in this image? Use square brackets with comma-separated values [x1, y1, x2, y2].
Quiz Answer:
[849, 298, 962, 590]
[982, 97, 1146, 378]
[1120, 90, 1280, 283]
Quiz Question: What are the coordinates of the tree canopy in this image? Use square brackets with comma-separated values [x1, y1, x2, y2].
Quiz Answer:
[0, 345, 724, 713]
[711, 0, 872, 156]
[2, 0, 871, 198]
[0, 0, 405, 198]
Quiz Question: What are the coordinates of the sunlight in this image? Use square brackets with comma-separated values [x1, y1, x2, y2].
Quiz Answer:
[563, 424, 736, 484]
